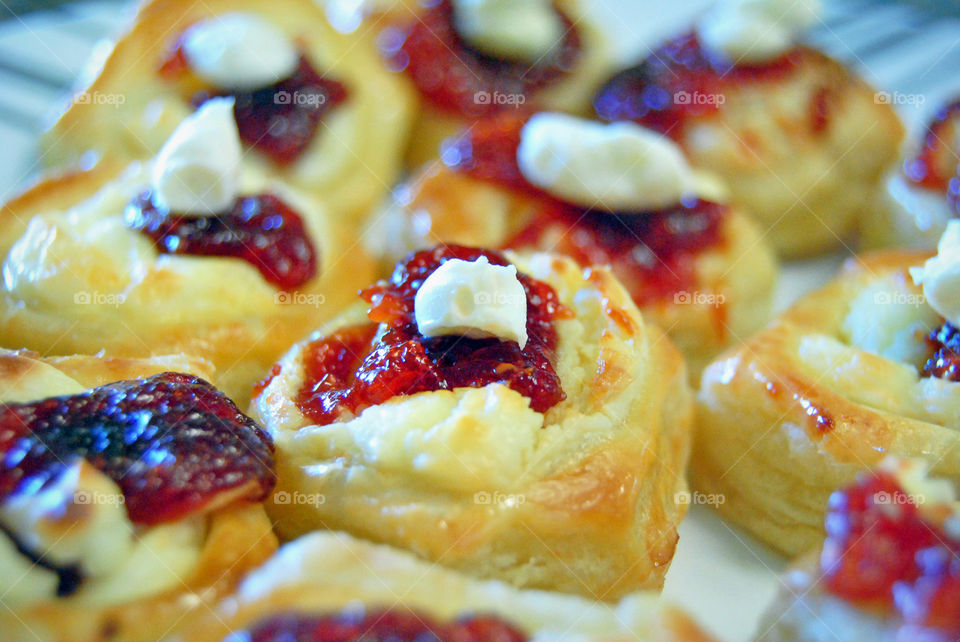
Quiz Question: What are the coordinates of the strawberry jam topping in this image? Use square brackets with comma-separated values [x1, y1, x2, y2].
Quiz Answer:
[241, 609, 527, 641]
[381, 0, 580, 117]
[295, 246, 566, 425]
[125, 191, 318, 290]
[821, 471, 960, 637]
[443, 110, 726, 304]
[0, 372, 275, 526]
[593, 32, 807, 136]
[904, 101, 960, 194]
[924, 321, 960, 382]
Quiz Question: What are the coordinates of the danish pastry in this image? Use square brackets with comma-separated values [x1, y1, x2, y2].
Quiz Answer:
[0, 349, 277, 642]
[758, 459, 960, 641]
[252, 245, 693, 600]
[368, 110, 778, 379]
[0, 100, 372, 403]
[179, 531, 714, 641]
[593, 0, 905, 257]
[42, 0, 415, 229]
[693, 242, 960, 556]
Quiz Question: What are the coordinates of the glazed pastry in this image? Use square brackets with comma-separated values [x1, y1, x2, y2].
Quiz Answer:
[368, 110, 778, 379]
[863, 100, 960, 249]
[373, 0, 613, 166]
[694, 222, 960, 555]
[252, 244, 693, 599]
[42, 0, 415, 228]
[758, 459, 960, 641]
[593, 0, 905, 257]
[0, 349, 277, 642]
[0, 100, 371, 403]
[178, 531, 714, 641]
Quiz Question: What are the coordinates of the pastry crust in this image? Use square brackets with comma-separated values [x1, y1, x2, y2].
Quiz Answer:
[253, 252, 694, 600]
[178, 531, 714, 641]
[692, 250, 960, 556]
[0, 157, 373, 404]
[0, 349, 278, 642]
[41, 0, 416, 230]
[367, 164, 778, 380]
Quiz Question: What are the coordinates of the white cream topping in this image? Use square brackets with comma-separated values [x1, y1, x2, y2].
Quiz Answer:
[911, 220, 960, 326]
[182, 12, 298, 90]
[516, 112, 697, 211]
[414, 256, 528, 349]
[151, 98, 242, 215]
[451, 0, 564, 62]
[697, 0, 822, 63]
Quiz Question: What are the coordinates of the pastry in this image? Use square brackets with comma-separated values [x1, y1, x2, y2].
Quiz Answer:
[0, 349, 277, 642]
[177, 530, 714, 641]
[758, 459, 960, 641]
[694, 222, 960, 555]
[367, 110, 778, 379]
[373, 0, 613, 166]
[252, 244, 693, 599]
[0, 100, 372, 403]
[42, 0, 415, 229]
[593, 0, 905, 257]
[863, 99, 960, 250]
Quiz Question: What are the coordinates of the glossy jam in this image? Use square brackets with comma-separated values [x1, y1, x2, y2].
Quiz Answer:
[444, 111, 726, 305]
[383, 0, 581, 117]
[242, 609, 527, 641]
[125, 191, 318, 290]
[593, 32, 807, 136]
[296, 246, 566, 425]
[821, 471, 960, 636]
[924, 321, 960, 382]
[0, 372, 275, 526]
[162, 46, 348, 165]
[904, 101, 960, 192]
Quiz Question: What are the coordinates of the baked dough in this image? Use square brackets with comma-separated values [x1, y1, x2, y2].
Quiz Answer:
[368, 163, 778, 380]
[692, 250, 960, 556]
[41, 0, 416, 230]
[178, 531, 714, 641]
[0, 157, 372, 404]
[0, 349, 278, 642]
[253, 251, 693, 600]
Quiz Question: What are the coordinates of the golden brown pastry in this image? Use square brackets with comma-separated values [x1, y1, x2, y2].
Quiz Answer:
[0, 349, 277, 642]
[593, 13, 905, 258]
[0, 100, 372, 404]
[42, 0, 415, 229]
[367, 110, 778, 380]
[693, 247, 960, 556]
[177, 531, 715, 641]
[252, 245, 693, 600]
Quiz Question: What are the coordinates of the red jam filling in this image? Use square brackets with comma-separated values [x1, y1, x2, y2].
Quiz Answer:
[821, 470, 960, 636]
[162, 45, 348, 165]
[443, 110, 726, 305]
[381, 0, 581, 117]
[924, 321, 960, 381]
[592, 32, 810, 136]
[904, 101, 960, 194]
[295, 246, 566, 425]
[125, 191, 318, 290]
[242, 609, 527, 642]
[0, 372, 276, 527]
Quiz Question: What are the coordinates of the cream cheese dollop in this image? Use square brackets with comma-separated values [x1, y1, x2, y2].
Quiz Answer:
[697, 0, 822, 63]
[910, 220, 960, 326]
[181, 12, 298, 90]
[516, 112, 696, 211]
[414, 256, 528, 349]
[151, 98, 242, 216]
[451, 0, 565, 62]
